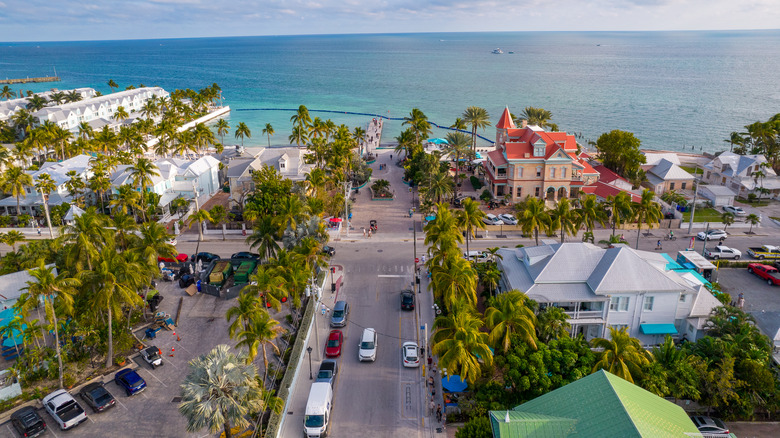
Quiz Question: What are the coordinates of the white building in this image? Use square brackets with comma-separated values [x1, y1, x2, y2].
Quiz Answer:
[701, 151, 780, 199]
[226, 147, 313, 202]
[0, 88, 96, 122]
[497, 242, 721, 345]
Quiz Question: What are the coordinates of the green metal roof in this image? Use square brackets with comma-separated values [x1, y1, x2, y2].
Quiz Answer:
[490, 370, 699, 438]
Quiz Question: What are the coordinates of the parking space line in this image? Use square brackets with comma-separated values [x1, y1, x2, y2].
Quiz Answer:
[5, 424, 13, 436]
[115, 397, 129, 411]
[142, 369, 168, 387]
[87, 414, 96, 423]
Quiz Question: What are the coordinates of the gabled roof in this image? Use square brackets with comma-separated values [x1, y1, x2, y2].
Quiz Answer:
[496, 107, 515, 130]
[648, 159, 694, 181]
[487, 149, 508, 166]
[689, 287, 721, 318]
[226, 158, 256, 179]
[587, 247, 688, 295]
[580, 181, 642, 202]
[706, 152, 777, 178]
[592, 165, 628, 185]
[492, 370, 699, 438]
[643, 152, 681, 166]
[490, 410, 578, 438]
[182, 155, 220, 177]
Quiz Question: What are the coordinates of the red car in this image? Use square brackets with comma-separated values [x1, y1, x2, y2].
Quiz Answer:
[325, 330, 343, 358]
[748, 263, 780, 286]
[157, 254, 189, 263]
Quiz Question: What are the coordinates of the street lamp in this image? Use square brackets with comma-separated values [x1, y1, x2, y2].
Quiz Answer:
[307, 346, 313, 380]
[330, 267, 336, 294]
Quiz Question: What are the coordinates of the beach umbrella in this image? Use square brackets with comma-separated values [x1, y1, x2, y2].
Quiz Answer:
[441, 375, 468, 392]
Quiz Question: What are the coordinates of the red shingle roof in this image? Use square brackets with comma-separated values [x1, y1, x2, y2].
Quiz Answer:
[593, 165, 628, 183]
[496, 107, 515, 130]
[581, 181, 641, 202]
[488, 149, 508, 166]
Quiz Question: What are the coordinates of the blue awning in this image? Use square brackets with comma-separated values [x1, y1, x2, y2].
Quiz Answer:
[442, 375, 468, 392]
[640, 323, 678, 335]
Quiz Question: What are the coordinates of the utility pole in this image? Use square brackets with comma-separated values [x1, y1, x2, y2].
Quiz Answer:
[39, 187, 54, 238]
[687, 167, 699, 234]
[413, 214, 418, 294]
[344, 181, 351, 237]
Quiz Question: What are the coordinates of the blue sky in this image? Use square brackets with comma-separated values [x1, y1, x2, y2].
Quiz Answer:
[1, 0, 779, 42]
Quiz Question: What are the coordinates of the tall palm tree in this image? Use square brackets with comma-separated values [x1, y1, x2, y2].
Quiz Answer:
[78, 121, 94, 140]
[234, 122, 251, 147]
[462, 106, 491, 154]
[188, 209, 213, 242]
[93, 125, 118, 155]
[1, 230, 25, 252]
[591, 326, 652, 384]
[746, 213, 760, 234]
[125, 158, 160, 222]
[179, 344, 263, 438]
[632, 189, 662, 249]
[262, 123, 274, 147]
[110, 184, 142, 217]
[445, 132, 471, 199]
[0, 166, 33, 217]
[21, 261, 79, 388]
[59, 207, 110, 271]
[724, 131, 744, 153]
[450, 118, 467, 131]
[485, 290, 537, 352]
[0, 85, 14, 100]
[290, 105, 312, 135]
[274, 195, 310, 235]
[548, 197, 578, 243]
[243, 266, 287, 311]
[402, 108, 431, 145]
[430, 256, 478, 310]
[65, 90, 83, 103]
[351, 126, 365, 153]
[34, 173, 57, 238]
[236, 310, 284, 383]
[394, 129, 417, 158]
[604, 192, 633, 237]
[517, 107, 553, 129]
[431, 307, 493, 385]
[226, 291, 263, 339]
[107, 79, 118, 92]
[215, 118, 230, 145]
[516, 196, 551, 246]
[576, 194, 606, 234]
[289, 125, 309, 148]
[456, 198, 486, 256]
[25, 95, 48, 111]
[421, 169, 454, 205]
[246, 216, 281, 262]
[113, 106, 129, 124]
[536, 306, 571, 343]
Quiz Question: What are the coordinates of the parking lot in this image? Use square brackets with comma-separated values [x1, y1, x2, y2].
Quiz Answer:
[1, 274, 240, 438]
[717, 267, 780, 341]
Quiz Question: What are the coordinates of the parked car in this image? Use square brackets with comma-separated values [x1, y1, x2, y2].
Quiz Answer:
[690, 416, 730, 437]
[10, 406, 46, 437]
[482, 213, 504, 226]
[231, 251, 260, 261]
[703, 246, 742, 260]
[498, 214, 517, 225]
[453, 195, 475, 207]
[401, 290, 415, 310]
[42, 389, 87, 430]
[315, 359, 339, 386]
[192, 252, 220, 263]
[78, 382, 116, 413]
[402, 342, 420, 368]
[697, 229, 728, 241]
[140, 345, 163, 369]
[747, 244, 780, 260]
[322, 245, 336, 256]
[723, 205, 747, 216]
[166, 237, 177, 246]
[114, 369, 147, 396]
[330, 300, 349, 328]
[748, 263, 780, 286]
[358, 328, 378, 362]
[157, 253, 189, 263]
[464, 250, 489, 263]
[325, 330, 344, 358]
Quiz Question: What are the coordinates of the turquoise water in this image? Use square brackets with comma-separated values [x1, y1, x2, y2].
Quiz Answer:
[2, 31, 780, 152]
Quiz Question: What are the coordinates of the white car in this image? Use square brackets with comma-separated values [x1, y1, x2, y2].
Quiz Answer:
[402, 342, 420, 368]
[697, 229, 728, 241]
[43, 390, 88, 430]
[358, 328, 377, 362]
[498, 214, 518, 225]
[703, 246, 742, 260]
[723, 205, 747, 216]
[482, 214, 504, 226]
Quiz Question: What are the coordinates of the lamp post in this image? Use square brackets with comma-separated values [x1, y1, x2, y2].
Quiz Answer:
[307, 346, 313, 380]
[330, 267, 336, 294]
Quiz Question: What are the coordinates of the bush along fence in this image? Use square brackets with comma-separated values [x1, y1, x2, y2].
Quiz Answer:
[264, 288, 318, 438]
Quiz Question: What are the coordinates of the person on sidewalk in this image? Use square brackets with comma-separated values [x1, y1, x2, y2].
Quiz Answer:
[436, 405, 442, 423]
[429, 400, 436, 416]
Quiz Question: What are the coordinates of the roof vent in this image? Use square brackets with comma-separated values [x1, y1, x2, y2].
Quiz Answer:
[524, 153, 530, 158]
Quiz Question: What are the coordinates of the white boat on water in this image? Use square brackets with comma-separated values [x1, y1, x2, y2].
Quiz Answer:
[491, 48, 503, 54]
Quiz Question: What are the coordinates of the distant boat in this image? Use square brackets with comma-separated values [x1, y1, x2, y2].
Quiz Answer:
[492, 48, 503, 54]
[507, 51, 514, 54]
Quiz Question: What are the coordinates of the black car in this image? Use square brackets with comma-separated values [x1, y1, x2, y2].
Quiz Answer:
[401, 290, 415, 310]
[10, 406, 47, 437]
[79, 382, 116, 413]
[231, 252, 260, 261]
[322, 245, 335, 256]
[192, 252, 220, 264]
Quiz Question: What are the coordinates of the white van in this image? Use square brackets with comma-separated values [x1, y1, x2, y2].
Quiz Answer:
[304, 382, 333, 437]
[463, 250, 488, 263]
[358, 328, 378, 362]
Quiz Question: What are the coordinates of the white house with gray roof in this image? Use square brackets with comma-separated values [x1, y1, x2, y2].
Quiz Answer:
[497, 242, 721, 344]
[642, 158, 694, 195]
[226, 147, 313, 203]
[702, 151, 780, 199]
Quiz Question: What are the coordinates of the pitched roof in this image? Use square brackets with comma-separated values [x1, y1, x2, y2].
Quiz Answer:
[592, 165, 628, 184]
[493, 370, 699, 438]
[490, 410, 578, 438]
[496, 107, 515, 130]
[488, 149, 508, 166]
[587, 247, 688, 295]
[643, 152, 681, 166]
[648, 159, 694, 181]
[580, 181, 642, 202]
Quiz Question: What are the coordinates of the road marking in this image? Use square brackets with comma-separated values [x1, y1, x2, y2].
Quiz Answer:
[115, 397, 129, 411]
[143, 369, 168, 387]
[87, 414, 95, 423]
[378, 274, 406, 277]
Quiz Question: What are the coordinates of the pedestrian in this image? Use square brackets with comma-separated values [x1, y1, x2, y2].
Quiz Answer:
[37, 227, 41, 236]
[428, 376, 434, 387]
[421, 255, 426, 264]
[368, 229, 372, 238]
[429, 400, 436, 416]
[390, 154, 393, 160]
[362, 228, 366, 238]
[428, 356, 433, 367]
[656, 240, 662, 250]
[737, 292, 745, 309]
[436, 405, 442, 422]
[420, 346, 425, 357]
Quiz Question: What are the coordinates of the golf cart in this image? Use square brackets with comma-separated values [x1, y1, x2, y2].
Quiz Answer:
[140, 346, 163, 369]
[369, 220, 378, 232]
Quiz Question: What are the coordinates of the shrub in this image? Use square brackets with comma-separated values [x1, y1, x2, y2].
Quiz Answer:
[470, 176, 483, 190]
[480, 190, 492, 202]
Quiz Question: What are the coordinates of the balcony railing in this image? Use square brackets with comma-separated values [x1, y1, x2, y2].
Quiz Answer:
[564, 310, 604, 320]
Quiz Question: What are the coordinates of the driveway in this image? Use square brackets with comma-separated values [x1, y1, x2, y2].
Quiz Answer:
[716, 267, 780, 340]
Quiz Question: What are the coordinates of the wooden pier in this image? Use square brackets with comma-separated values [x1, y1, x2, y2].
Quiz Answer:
[0, 76, 61, 85]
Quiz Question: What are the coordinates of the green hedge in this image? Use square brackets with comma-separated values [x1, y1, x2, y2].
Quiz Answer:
[264, 297, 316, 437]
[715, 260, 774, 269]
[470, 176, 482, 190]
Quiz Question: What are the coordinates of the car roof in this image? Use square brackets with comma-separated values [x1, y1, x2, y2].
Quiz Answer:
[11, 406, 39, 419]
[328, 330, 342, 337]
[334, 301, 347, 310]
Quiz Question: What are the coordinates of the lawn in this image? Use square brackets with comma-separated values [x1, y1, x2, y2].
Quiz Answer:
[737, 197, 770, 207]
[682, 207, 727, 222]
[679, 165, 699, 174]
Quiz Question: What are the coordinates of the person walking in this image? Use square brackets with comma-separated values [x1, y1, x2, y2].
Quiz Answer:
[436, 405, 442, 423]
[429, 400, 436, 416]
[656, 240, 662, 250]
[362, 228, 366, 238]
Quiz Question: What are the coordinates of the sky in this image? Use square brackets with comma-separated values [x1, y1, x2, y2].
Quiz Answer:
[0, 0, 779, 42]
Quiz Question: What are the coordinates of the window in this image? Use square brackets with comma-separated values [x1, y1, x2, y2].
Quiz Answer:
[610, 324, 628, 332]
[721, 177, 727, 184]
[534, 187, 541, 197]
[669, 182, 675, 190]
[681, 182, 686, 190]
[517, 167, 523, 178]
[679, 294, 687, 303]
[550, 167, 556, 178]
[706, 171, 711, 179]
[609, 297, 629, 312]
[536, 167, 542, 178]
[561, 167, 567, 179]
[507, 186, 512, 196]
[643, 296, 654, 311]
[516, 187, 522, 198]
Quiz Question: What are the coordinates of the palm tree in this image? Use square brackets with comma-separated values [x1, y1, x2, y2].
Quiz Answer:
[179, 344, 263, 438]
[352, 127, 365, 153]
[107, 79, 118, 92]
[517, 107, 553, 129]
[60, 207, 110, 271]
[430, 256, 478, 311]
[125, 158, 160, 222]
[226, 291, 263, 339]
[576, 194, 606, 234]
[0, 85, 14, 100]
[485, 290, 537, 352]
[421, 169, 454, 205]
[234, 122, 251, 147]
[394, 129, 417, 158]
[516, 196, 551, 246]
[456, 198, 485, 256]
[0, 166, 33, 218]
[549, 197, 578, 243]
[632, 189, 662, 249]
[746, 213, 760, 234]
[262, 123, 274, 147]
[0, 316, 24, 356]
[246, 216, 281, 262]
[721, 212, 735, 233]
[274, 196, 310, 235]
[450, 118, 467, 131]
[35, 173, 57, 238]
[289, 125, 309, 147]
[1, 230, 25, 252]
[724, 131, 744, 153]
[110, 184, 142, 217]
[591, 326, 652, 384]
[21, 261, 79, 388]
[431, 307, 493, 385]
[290, 105, 312, 134]
[604, 191, 633, 237]
[462, 106, 491, 154]
[65, 90, 83, 103]
[113, 105, 129, 124]
[536, 306, 571, 343]
[25, 95, 48, 111]
[402, 108, 431, 145]
[236, 310, 284, 383]
[445, 132, 471, 199]
[188, 209, 213, 242]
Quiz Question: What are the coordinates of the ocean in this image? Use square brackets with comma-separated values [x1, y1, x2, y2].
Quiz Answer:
[2, 31, 780, 152]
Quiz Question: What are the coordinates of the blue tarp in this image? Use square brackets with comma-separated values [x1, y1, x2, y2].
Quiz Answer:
[442, 375, 468, 392]
[640, 323, 678, 335]
[2, 330, 23, 348]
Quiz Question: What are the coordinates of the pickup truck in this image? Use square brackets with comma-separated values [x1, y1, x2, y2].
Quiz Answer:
[747, 245, 780, 260]
[748, 263, 780, 286]
[43, 389, 88, 430]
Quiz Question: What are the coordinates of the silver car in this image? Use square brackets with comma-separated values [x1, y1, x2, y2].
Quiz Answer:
[498, 214, 517, 225]
[723, 205, 747, 216]
[482, 214, 504, 226]
[703, 246, 741, 260]
[330, 300, 349, 328]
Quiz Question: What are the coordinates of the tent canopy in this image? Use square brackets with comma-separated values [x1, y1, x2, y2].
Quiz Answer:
[428, 138, 449, 145]
[442, 375, 468, 392]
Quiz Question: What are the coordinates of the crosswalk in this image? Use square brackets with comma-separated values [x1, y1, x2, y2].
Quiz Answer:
[346, 264, 416, 274]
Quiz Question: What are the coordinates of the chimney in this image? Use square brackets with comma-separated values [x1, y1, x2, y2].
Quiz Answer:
[521, 119, 528, 128]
